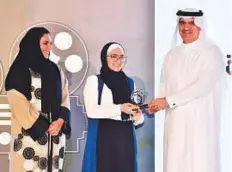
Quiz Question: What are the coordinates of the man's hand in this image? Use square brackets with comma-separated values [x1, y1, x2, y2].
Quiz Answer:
[147, 97, 169, 114]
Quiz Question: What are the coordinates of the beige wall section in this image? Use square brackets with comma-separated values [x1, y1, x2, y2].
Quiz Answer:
[0, 0, 154, 98]
[0, 1, 28, 94]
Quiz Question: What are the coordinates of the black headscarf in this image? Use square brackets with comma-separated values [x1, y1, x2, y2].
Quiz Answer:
[100, 42, 132, 119]
[5, 27, 62, 122]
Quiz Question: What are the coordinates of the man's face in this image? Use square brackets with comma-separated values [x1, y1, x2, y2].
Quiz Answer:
[178, 17, 201, 44]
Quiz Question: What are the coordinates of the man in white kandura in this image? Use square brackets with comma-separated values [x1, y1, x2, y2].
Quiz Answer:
[148, 8, 224, 172]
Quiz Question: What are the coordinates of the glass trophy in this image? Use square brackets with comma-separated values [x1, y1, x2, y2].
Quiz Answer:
[131, 88, 148, 110]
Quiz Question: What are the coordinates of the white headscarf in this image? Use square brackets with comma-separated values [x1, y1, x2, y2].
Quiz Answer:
[107, 43, 125, 55]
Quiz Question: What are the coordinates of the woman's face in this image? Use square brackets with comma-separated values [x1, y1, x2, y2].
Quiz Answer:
[106, 47, 126, 72]
[40, 33, 52, 59]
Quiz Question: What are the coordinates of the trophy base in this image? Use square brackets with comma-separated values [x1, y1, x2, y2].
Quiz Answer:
[139, 104, 148, 109]
[132, 104, 148, 111]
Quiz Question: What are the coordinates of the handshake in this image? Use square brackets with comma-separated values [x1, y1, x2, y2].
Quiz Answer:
[146, 97, 169, 114]
[120, 97, 169, 118]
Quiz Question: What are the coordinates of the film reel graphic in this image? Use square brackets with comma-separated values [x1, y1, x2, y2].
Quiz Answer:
[9, 21, 89, 95]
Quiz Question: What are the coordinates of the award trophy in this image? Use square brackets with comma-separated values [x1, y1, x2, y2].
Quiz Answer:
[131, 89, 148, 111]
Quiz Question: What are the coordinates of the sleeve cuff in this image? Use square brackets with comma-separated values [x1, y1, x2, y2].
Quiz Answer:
[60, 106, 70, 121]
[60, 106, 71, 137]
[133, 114, 144, 126]
[26, 114, 50, 141]
[166, 96, 177, 108]
[115, 104, 122, 114]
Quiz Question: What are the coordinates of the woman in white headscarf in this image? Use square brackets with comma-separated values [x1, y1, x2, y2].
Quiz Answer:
[82, 42, 144, 172]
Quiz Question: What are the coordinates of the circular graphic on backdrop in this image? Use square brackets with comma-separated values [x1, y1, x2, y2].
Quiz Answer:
[0, 132, 11, 145]
[54, 32, 73, 50]
[65, 54, 83, 73]
[9, 21, 89, 95]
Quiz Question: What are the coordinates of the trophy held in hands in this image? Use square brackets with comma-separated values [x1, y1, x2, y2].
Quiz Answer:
[131, 89, 148, 111]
